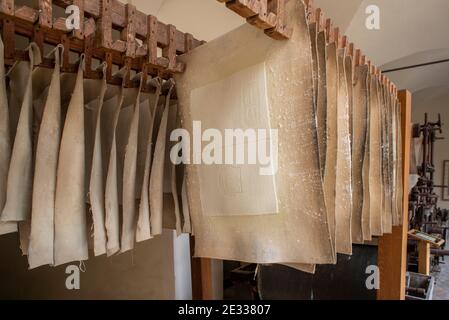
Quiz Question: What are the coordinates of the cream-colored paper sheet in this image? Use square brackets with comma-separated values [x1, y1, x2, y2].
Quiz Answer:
[0, 35, 17, 235]
[175, 0, 334, 265]
[323, 41, 338, 261]
[54, 57, 88, 266]
[88, 64, 108, 257]
[104, 88, 126, 256]
[316, 30, 327, 179]
[1, 44, 41, 223]
[28, 46, 63, 268]
[189, 63, 278, 217]
[121, 77, 144, 253]
[368, 75, 383, 236]
[351, 65, 369, 244]
[149, 86, 174, 237]
[335, 49, 353, 255]
[380, 84, 392, 234]
[136, 81, 162, 242]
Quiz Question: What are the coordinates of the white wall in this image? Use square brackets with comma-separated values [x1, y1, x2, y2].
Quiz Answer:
[412, 86, 449, 209]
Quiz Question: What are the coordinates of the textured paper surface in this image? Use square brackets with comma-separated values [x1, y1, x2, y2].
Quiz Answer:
[323, 42, 338, 261]
[351, 65, 369, 244]
[28, 47, 62, 268]
[1, 44, 40, 223]
[190, 63, 278, 217]
[136, 86, 162, 242]
[380, 83, 393, 234]
[0, 36, 17, 235]
[175, 0, 334, 265]
[54, 59, 88, 266]
[104, 91, 124, 256]
[121, 83, 142, 253]
[368, 75, 383, 236]
[88, 69, 108, 257]
[335, 49, 353, 255]
[149, 99, 170, 237]
[362, 73, 372, 241]
[316, 30, 328, 180]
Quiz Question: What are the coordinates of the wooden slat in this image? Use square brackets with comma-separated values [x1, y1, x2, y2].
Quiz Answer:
[72, 0, 84, 39]
[0, 0, 13, 15]
[218, 0, 291, 40]
[378, 90, 412, 300]
[418, 241, 431, 276]
[38, 0, 52, 29]
[190, 237, 214, 300]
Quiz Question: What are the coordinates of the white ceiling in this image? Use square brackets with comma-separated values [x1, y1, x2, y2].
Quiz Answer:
[126, 0, 449, 95]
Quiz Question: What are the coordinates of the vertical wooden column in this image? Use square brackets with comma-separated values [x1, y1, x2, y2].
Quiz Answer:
[377, 90, 412, 300]
[418, 241, 431, 275]
[190, 238, 214, 300]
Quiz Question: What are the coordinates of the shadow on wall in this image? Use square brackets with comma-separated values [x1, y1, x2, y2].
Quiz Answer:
[0, 230, 177, 300]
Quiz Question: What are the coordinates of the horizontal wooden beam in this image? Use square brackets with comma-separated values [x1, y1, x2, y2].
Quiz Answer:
[217, 0, 292, 40]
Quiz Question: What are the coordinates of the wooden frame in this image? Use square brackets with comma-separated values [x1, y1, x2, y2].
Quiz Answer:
[0, 0, 204, 88]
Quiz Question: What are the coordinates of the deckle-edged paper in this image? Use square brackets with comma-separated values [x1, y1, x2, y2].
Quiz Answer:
[175, 0, 334, 265]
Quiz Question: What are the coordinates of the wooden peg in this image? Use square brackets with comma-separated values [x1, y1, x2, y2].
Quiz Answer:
[162, 24, 181, 72]
[248, 0, 277, 29]
[124, 3, 138, 58]
[339, 35, 348, 49]
[304, 0, 314, 23]
[38, 0, 52, 29]
[265, 0, 292, 40]
[72, 0, 85, 39]
[97, 0, 126, 52]
[333, 27, 340, 46]
[348, 42, 354, 56]
[315, 8, 323, 31]
[147, 14, 158, 66]
[105, 51, 113, 82]
[0, 0, 14, 15]
[2, 18, 14, 62]
[84, 34, 95, 78]
[354, 49, 361, 66]
[325, 19, 330, 43]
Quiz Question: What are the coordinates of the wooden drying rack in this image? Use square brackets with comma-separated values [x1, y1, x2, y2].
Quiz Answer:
[0, 0, 410, 301]
[0, 0, 207, 90]
[191, 0, 409, 301]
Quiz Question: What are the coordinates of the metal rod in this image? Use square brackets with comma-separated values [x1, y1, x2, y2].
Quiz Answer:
[382, 58, 449, 73]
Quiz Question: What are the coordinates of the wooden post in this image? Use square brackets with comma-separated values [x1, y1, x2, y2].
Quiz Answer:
[418, 241, 431, 275]
[190, 237, 214, 300]
[377, 90, 412, 300]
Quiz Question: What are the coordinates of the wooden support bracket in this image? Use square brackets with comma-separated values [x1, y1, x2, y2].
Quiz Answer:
[218, 0, 292, 40]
